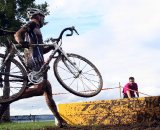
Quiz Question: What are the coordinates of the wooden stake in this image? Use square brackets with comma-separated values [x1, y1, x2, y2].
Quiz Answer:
[119, 82, 122, 99]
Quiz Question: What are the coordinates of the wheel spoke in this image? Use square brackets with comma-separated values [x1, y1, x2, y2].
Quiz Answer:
[79, 77, 86, 91]
[76, 79, 79, 91]
[83, 69, 95, 74]
[58, 66, 70, 73]
[10, 66, 18, 71]
[81, 63, 88, 71]
[79, 76, 92, 91]
[82, 72, 98, 77]
[63, 76, 74, 81]
[81, 73, 98, 89]
[81, 73, 99, 84]
[55, 54, 102, 97]
[10, 86, 22, 88]
[10, 89, 14, 95]
[10, 71, 22, 74]
[69, 78, 76, 87]
[10, 82, 23, 85]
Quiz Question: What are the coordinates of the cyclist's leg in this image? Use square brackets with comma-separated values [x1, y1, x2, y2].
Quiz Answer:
[19, 84, 45, 99]
[43, 80, 67, 127]
[0, 104, 9, 121]
[18, 80, 67, 127]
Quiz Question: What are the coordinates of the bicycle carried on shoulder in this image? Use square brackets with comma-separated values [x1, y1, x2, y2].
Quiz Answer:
[0, 26, 103, 104]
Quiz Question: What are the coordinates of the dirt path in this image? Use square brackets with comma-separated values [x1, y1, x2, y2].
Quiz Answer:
[38, 122, 160, 130]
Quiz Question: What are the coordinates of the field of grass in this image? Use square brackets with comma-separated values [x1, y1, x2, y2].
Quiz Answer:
[0, 121, 159, 130]
[0, 121, 55, 130]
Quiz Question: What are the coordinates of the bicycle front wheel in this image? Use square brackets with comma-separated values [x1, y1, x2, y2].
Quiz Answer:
[0, 54, 27, 103]
[54, 53, 103, 97]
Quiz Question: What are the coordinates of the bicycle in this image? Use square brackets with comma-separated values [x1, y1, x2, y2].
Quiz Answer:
[0, 26, 103, 104]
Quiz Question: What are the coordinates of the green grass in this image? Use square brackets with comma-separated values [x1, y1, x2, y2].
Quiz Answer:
[0, 121, 55, 130]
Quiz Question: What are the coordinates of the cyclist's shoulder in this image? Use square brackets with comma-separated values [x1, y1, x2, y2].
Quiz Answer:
[23, 21, 37, 31]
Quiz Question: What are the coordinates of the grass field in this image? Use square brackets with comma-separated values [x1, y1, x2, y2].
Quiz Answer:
[0, 121, 159, 130]
[0, 121, 55, 130]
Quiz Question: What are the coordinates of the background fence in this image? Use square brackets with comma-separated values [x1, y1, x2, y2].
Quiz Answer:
[10, 114, 54, 122]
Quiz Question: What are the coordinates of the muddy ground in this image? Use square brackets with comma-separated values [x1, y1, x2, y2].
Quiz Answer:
[38, 121, 160, 130]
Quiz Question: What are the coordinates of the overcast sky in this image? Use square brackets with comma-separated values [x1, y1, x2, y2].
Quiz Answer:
[11, 0, 160, 115]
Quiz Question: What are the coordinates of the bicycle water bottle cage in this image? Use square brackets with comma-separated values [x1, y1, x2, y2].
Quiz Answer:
[28, 71, 43, 84]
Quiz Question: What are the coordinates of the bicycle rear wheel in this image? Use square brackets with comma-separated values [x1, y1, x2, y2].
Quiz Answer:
[0, 54, 27, 103]
[54, 53, 103, 97]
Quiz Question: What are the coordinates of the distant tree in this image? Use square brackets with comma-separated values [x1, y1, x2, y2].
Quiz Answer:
[0, 0, 49, 122]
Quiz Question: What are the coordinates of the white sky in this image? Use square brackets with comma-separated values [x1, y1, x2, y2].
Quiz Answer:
[10, 0, 160, 115]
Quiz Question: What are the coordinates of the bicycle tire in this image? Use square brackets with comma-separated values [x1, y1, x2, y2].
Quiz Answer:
[54, 53, 103, 97]
[0, 53, 27, 103]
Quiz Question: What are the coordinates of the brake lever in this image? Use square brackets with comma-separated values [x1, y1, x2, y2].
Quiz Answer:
[44, 38, 50, 43]
[45, 38, 57, 43]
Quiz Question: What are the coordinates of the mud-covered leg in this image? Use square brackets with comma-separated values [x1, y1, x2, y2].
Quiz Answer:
[18, 84, 45, 99]
[43, 80, 67, 127]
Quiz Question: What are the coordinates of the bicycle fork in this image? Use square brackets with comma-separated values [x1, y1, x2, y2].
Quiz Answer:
[59, 48, 82, 78]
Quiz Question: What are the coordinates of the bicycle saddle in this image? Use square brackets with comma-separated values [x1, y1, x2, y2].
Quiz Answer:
[0, 28, 15, 36]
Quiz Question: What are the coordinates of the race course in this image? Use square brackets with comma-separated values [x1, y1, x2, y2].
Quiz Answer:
[37, 122, 160, 130]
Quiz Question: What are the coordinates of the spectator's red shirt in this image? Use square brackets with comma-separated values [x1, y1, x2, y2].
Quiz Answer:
[123, 83, 138, 96]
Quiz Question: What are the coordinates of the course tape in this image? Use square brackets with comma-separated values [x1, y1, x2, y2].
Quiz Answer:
[53, 86, 151, 96]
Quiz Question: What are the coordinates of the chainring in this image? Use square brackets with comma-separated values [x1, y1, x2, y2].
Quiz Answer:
[28, 71, 43, 84]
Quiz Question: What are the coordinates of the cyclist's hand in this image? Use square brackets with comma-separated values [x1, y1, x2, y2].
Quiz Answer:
[19, 41, 29, 48]
[49, 45, 55, 50]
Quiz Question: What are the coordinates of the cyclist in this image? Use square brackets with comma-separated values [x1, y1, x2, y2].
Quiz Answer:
[13, 8, 67, 127]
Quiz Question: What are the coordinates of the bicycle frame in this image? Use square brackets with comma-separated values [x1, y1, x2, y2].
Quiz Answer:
[0, 26, 80, 81]
[0, 40, 80, 81]
[0, 26, 103, 99]
[25, 41, 81, 77]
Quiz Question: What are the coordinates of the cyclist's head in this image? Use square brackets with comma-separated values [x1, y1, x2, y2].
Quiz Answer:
[27, 8, 45, 28]
[129, 77, 135, 83]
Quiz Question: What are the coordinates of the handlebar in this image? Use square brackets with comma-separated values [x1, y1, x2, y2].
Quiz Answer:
[45, 26, 79, 43]
[58, 26, 79, 39]
[15, 26, 79, 48]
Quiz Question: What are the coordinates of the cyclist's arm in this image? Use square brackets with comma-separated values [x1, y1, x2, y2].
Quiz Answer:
[14, 21, 37, 43]
[14, 27, 27, 43]
[43, 45, 53, 54]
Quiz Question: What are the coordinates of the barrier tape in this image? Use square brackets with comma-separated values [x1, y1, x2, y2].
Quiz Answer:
[52, 86, 151, 97]
[128, 88, 151, 97]
[52, 87, 120, 95]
